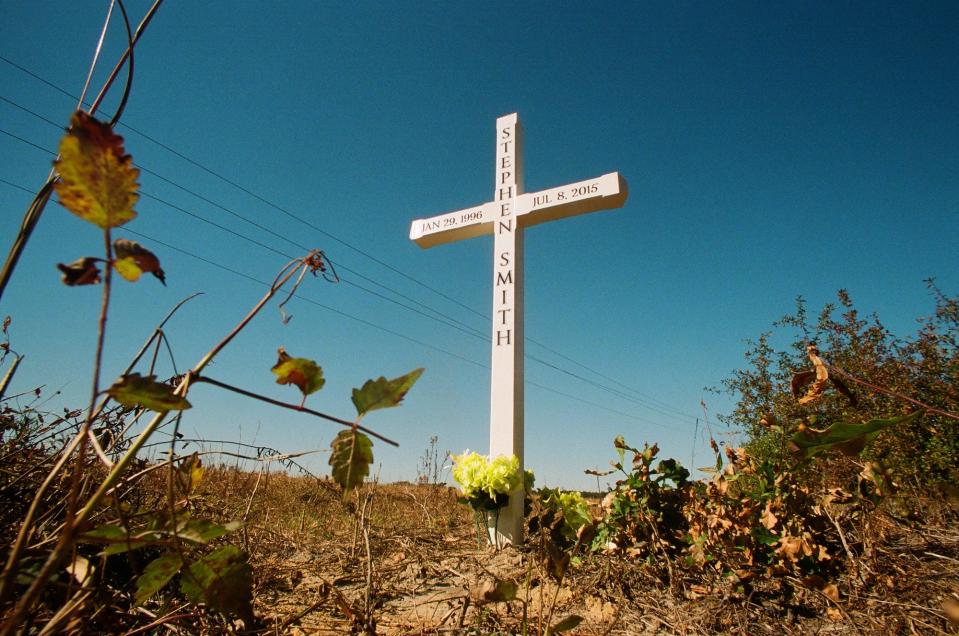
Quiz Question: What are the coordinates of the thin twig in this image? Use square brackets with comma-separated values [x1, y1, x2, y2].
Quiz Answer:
[2, 258, 305, 632]
[857, 596, 950, 622]
[77, 1, 115, 111]
[828, 364, 959, 421]
[0, 354, 23, 400]
[106, 0, 135, 125]
[0, 239, 198, 616]
[87, 428, 114, 468]
[1, 229, 114, 631]
[90, 0, 163, 119]
[192, 374, 399, 447]
[121, 609, 194, 636]
[242, 464, 265, 553]
[0, 0, 161, 301]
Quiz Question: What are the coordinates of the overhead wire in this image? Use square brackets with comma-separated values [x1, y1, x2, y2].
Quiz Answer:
[0, 173, 684, 432]
[0, 94, 484, 332]
[0, 118, 490, 342]
[0, 59, 702, 420]
[10, 167, 682, 430]
[0, 118, 695, 429]
[0, 76, 699, 424]
[0, 116, 698, 424]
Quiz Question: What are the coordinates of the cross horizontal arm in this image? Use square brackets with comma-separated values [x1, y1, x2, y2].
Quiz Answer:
[515, 172, 628, 228]
[410, 172, 628, 249]
[409, 202, 497, 248]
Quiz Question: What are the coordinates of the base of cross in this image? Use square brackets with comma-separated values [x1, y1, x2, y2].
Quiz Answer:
[487, 487, 524, 547]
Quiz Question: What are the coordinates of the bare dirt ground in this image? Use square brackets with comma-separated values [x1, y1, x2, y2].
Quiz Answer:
[228, 476, 959, 635]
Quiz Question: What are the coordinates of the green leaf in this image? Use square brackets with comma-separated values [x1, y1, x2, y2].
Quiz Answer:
[271, 347, 324, 400]
[789, 412, 921, 460]
[176, 519, 242, 545]
[135, 553, 183, 605]
[80, 523, 128, 542]
[54, 110, 139, 229]
[613, 435, 626, 465]
[351, 367, 424, 417]
[181, 545, 254, 623]
[656, 458, 689, 485]
[549, 615, 584, 634]
[106, 373, 191, 412]
[80, 524, 160, 555]
[329, 430, 373, 491]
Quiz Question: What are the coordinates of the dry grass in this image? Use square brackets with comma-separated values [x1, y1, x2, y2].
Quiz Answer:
[2, 437, 956, 634]
[184, 467, 959, 635]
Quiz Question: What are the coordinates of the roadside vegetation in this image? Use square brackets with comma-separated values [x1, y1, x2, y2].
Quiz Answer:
[1, 4, 956, 633]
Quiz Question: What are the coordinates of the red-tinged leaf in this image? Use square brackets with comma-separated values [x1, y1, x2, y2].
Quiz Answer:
[351, 367, 424, 417]
[271, 347, 324, 399]
[113, 238, 165, 284]
[106, 373, 192, 412]
[57, 257, 101, 286]
[54, 111, 139, 229]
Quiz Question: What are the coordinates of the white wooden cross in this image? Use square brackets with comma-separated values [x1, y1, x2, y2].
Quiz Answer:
[409, 113, 628, 546]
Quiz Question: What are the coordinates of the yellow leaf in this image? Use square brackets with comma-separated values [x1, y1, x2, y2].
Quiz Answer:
[114, 257, 143, 281]
[176, 453, 203, 495]
[113, 238, 165, 284]
[54, 111, 139, 229]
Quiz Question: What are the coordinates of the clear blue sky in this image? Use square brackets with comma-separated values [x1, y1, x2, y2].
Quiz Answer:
[1, 2, 956, 490]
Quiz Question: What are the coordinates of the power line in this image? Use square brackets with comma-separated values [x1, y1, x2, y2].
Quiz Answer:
[0, 60, 702, 419]
[0, 86, 700, 424]
[0, 119, 490, 341]
[1, 119, 700, 425]
[112, 225, 677, 431]
[2, 55, 485, 321]
[1, 180, 688, 432]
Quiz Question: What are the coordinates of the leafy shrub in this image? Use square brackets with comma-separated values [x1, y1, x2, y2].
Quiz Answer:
[591, 438, 691, 564]
[717, 284, 959, 488]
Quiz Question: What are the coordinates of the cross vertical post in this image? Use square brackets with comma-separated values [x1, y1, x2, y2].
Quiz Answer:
[408, 113, 628, 547]
[489, 114, 525, 545]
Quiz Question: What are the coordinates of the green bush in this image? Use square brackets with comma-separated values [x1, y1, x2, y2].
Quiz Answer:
[716, 282, 959, 488]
